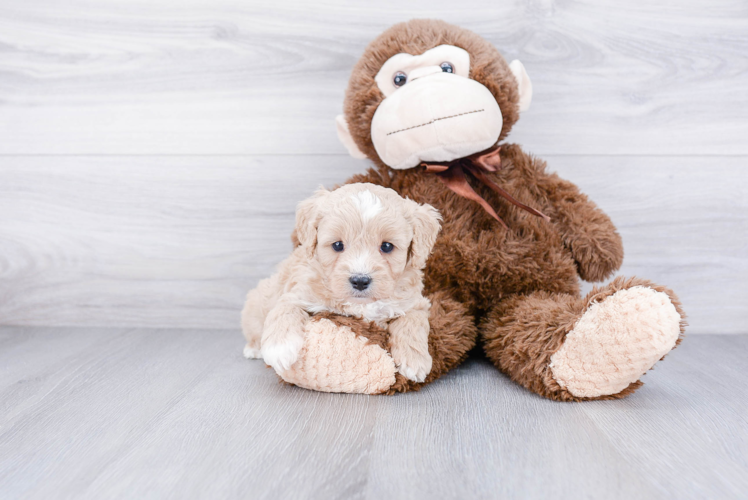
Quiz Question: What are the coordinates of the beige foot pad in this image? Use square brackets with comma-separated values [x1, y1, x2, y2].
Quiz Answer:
[277, 318, 396, 394]
[550, 286, 681, 398]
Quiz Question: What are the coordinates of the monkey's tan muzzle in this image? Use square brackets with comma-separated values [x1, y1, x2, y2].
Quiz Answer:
[370, 72, 503, 170]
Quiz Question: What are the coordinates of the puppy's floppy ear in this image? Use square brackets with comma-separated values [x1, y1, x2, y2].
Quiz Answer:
[407, 201, 442, 269]
[295, 187, 330, 257]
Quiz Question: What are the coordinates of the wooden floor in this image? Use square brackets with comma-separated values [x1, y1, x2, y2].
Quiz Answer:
[1, 327, 746, 499]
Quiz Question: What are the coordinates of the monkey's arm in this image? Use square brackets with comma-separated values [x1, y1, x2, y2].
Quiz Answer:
[506, 145, 624, 282]
[545, 175, 623, 282]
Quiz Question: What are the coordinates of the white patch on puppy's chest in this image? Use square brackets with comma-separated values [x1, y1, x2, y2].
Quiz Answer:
[300, 299, 410, 324]
[359, 300, 407, 323]
[351, 190, 383, 221]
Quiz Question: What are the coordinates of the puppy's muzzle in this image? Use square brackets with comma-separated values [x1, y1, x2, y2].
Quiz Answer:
[349, 274, 372, 291]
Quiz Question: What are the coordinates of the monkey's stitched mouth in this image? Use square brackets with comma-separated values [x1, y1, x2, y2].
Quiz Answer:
[386, 109, 485, 136]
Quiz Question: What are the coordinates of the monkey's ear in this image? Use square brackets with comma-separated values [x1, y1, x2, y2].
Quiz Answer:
[335, 115, 368, 159]
[509, 60, 533, 112]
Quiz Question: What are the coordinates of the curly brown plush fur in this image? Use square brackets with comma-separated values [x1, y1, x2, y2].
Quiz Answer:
[481, 276, 686, 402]
[344, 20, 521, 162]
[323, 19, 687, 401]
[348, 144, 622, 315]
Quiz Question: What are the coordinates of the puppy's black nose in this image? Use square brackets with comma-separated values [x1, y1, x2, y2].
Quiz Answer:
[349, 274, 372, 291]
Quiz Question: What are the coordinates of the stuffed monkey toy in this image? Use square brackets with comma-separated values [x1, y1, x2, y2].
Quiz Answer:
[261, 19, 686, 400]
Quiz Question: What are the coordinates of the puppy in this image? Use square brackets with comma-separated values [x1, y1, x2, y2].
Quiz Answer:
[241, 183, 441, 382]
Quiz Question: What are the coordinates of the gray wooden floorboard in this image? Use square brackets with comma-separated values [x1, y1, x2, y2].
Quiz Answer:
[0, 327, 746, 499]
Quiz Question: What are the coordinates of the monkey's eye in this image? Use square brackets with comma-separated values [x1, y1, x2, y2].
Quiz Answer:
[393, 71, 407, 87]
[380, 242, 394, 253]
[332, 241, 344, 252]
[440, 62, 454, 74]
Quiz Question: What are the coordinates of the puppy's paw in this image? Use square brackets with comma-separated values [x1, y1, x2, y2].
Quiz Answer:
[261, 334, 305, 372]
[393, 347, 433, 383]
[243, 344, 263, 359]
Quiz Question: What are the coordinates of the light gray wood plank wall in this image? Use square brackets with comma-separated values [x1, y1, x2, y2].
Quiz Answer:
[0, 0, 746, 332]
[1, 0, 747, 155]
[1, 155, 745, 333]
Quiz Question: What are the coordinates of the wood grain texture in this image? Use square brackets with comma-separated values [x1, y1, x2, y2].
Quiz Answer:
[0, 0, 747, 155]
[1, 154, 745, 333]
[0, 0, 746, 333]
[0, 327, 746, 499]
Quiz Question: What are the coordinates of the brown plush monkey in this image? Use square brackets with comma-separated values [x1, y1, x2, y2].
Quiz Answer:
[273, 19, 686, 400]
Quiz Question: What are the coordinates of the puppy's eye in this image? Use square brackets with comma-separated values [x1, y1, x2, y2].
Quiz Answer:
[332, 241, 344, 252]
[380, 242, 394, 253]
[393, 71, 407, 87]
[440, 62, 454, 73]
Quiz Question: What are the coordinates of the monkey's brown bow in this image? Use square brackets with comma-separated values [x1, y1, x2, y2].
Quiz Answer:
[420, 146, 550, 229]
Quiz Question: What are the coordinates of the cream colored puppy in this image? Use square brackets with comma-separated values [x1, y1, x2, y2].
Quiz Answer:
[241, 183, 441, 382]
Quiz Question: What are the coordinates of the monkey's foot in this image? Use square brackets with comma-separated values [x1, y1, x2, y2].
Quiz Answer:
[549, 285, 683, 398]
[277, 318, 396, 395]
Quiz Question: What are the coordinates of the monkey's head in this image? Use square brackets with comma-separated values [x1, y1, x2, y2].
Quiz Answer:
[336, 19, 532, 171]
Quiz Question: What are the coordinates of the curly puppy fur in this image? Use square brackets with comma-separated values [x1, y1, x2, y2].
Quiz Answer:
[329, 19, 686, 400]
[243, 183, 441, 382]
